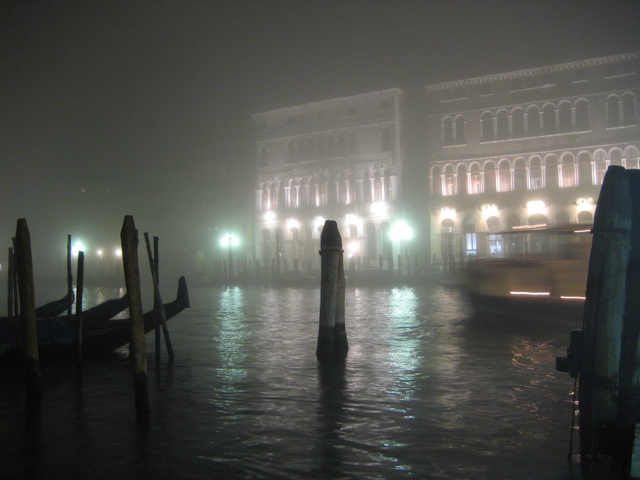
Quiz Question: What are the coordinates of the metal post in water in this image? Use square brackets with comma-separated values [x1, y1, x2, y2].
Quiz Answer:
[120, 216, 149, 416]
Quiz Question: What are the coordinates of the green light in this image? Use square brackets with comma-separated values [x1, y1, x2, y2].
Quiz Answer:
[220, 233, 240, 248]
[389, 221, 413, 241]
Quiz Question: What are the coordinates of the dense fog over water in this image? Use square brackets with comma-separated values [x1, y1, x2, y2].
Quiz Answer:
[1, 1, 639, 275]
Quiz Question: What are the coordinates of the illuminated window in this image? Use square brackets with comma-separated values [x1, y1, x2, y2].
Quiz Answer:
[530, 158, 542, 190]
[514, 159, 527, 190]
[444, 165, 455, 196]
[470, 164, 481, 194]
[578, 152, 593, 186]
[595, 151, 607, 184]
[457, 164, 467, 195]
[498, 160, 511, 192]
[561, 154, 576, 187]
[626, 147, 639, 169]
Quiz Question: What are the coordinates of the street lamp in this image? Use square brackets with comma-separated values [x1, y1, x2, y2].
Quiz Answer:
[389, 221, 414, 274]
[220, 233, 240, 277]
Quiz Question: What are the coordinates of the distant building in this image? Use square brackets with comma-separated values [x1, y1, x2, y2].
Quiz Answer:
[424, 52, 640, 263]
[251, 88, 406, 273]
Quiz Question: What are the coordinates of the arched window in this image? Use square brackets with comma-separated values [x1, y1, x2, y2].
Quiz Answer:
[373, 172, 382, 201]
[317, 137, 326, 159]
[347, 172, 357, 204]
[578, 152, 592, 186]
[545, 156, 559, 189]
[484, 162, 496, 193]
[626, 147, 639, 169]
[607, 95, 621, 127]
[622, 92, 636, 126]
[348, 131, 357, 155]
[300, 178, 308, 207]
[259, 145, 268, 167]
[610, 149, 623, 166]
[338, 174, 348, 205]
[514, 158, 527, 190]
[543, 104, 556, 135]
[481, 112, 494, 141]
[431, 166, 442, 197]
[327, 135, 337, 158]
[287, 142, 296, 164]
[380, 126, 392, 151]
[575, 100, 590, 131]
[496, 110, 509, 140]
[470, 163, 481, 194]
[363, 171, 372, 202]
[444, 165, 455, 196]
[318, 176, 328, 206]
[384, 170, 392, 201]
[463, 217, 477, 257]
[512, 108, 525, 138]
[558, 102, 572, 133]
[297, 138, 306, 161]
[306, 137, 316, 160]
[365, 223, 377, 260]
[530, 157, 542, 190]
[498, 159, 511, 192]
[595, 151, 607, 184]
[261, 183, 269, 210]
[526, 105, 540, 136]
[443, 117, 454, 146]
[561, 153, 575, 187]
[455, 115, 466, 144]
[328, 172, 338, 205]
[457, 164, 468, 195]
[337, 133, 346, 156]
[277, 181, 287, 208]
[578, 211, 593, 225]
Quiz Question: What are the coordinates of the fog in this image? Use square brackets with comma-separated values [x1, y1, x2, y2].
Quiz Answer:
[1, 0, 638, 280]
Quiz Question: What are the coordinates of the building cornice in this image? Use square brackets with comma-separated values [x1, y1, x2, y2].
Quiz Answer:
[251, 88, 404, 121]
[424, 52, 640, 92]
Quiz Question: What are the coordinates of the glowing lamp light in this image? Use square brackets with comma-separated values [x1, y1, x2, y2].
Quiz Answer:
[527, 200, 546, 215]
[264, 211, 276, 222]
[347, 240, 359, 258]
[220, 233, 240, 248]
[71, 240, 85, 256]
[440, 207, 456, 220]
[114, 248, 122, 258]
[389, 221, 414, 242]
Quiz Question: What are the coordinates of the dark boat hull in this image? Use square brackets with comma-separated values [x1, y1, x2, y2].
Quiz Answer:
[1, 277, 189, 358]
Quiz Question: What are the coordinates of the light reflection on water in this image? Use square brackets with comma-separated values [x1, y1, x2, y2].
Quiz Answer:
[0, 282, 585, 479]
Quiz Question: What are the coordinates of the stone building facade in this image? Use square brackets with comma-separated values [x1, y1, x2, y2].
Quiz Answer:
[424, 52, 639, 263]
[252, 88, 405, 272]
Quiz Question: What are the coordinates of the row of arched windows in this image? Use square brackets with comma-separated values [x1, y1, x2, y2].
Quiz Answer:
[260, 170, 393, 210]
[431, 147, 639, 196]
[258, 126, 393, 166]
[442, 93, 637, 145]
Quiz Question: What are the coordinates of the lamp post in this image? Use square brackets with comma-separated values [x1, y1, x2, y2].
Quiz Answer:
[220, 233, 239, 278]
[389, 221, 414, 275]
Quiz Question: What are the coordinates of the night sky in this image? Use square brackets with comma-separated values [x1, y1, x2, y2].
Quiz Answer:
[1, 0, 639, 271]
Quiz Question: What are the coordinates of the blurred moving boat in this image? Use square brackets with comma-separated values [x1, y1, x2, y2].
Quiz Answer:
[0, 276, 189, 358]
[464, 225, 591, 321]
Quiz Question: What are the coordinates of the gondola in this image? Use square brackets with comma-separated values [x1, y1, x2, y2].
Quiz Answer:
[1, 276, 189, 358]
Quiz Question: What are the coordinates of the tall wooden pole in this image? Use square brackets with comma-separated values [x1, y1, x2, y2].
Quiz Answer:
[317, 220, 347, 362]
[76, 251, 85, 367]
[621, 169, 640, 424]
[66, 234, 73, 316]
[7, 247, 14, 319]
[120, 216, 149, 416]
[579, 165, 632, 460]
[334, 250, 348, 358]
[144, 232, 174, 362]
[15, 219, 42, 404]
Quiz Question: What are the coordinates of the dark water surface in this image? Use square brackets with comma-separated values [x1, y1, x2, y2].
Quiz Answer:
[1, 281, 586, 479]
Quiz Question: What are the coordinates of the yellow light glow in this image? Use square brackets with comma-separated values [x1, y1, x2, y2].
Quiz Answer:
[440, 207, 456, 220]
[527, 201, 546, 215]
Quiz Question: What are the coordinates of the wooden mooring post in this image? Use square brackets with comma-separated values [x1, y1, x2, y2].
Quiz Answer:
[144, 232, 174, 363]
[14, 219, 43, 404]
[76, 251, 85, 367]
[120, 216, 149, 416]
[579, 165, 632, 461]
[316, 220, 348, 362]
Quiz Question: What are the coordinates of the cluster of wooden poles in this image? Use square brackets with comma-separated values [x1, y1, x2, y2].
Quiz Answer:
[564, 165, 640, 474]
[8, 215, 173, 416]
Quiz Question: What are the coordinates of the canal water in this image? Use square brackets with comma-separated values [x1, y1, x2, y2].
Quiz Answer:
[1, 280, 589, 479]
